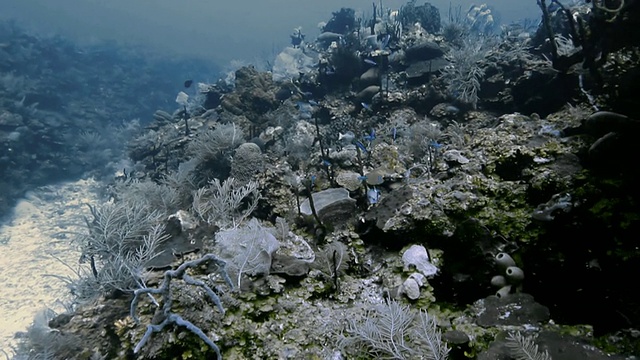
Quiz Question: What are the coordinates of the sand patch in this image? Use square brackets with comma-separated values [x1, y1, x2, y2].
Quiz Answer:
[0, 178, 103, 353]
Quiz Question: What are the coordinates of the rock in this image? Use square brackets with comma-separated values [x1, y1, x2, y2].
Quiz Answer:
[478, 331, 627, 360]
[0, 111, 23, 127]
[405, 58, 449, 80]
[359, 67, 380, 89]
[401, 272, 426, 300]
[299, 188, 356, 224]
[404, 41, 444, 62]
[443, 149, 470, 164]
[475, 293, 550, 327]
[335, 171, 363, 191]
[355, 85, 380, 103]
[364, 185, 414, 231]
[443, 330, 470, 345]
[401, 277, 421, 300]
[271, 254, 311, 277]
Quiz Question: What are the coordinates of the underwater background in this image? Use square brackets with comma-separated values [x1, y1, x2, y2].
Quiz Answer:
[1, 0, 540, 65]
[0, 0, 639, 359]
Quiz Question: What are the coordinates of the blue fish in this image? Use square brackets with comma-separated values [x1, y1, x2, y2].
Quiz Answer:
[380, 34, 391, 49]
[364, 58, 377, 66]
[354, 140, 368, 152]
[363, 128, 376, 142]
[367, 187, 381, 204]
[321, 159, 331, 167]
[429, 141, 443, 149]
[357, 175, 368, 181]
[308, 100, 319, 106]
[392, 127, 397, 142]
[361, 102, 372, 111]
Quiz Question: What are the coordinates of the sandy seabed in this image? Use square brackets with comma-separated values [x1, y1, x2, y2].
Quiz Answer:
[0, 178, 102, 354]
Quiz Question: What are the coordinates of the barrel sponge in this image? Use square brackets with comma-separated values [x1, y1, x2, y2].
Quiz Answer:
[230, 142, 264, 183]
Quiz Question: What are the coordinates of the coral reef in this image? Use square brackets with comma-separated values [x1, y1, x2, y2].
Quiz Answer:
[7, 2, 640, 359]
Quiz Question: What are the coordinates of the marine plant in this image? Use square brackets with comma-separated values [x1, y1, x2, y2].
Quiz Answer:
[440, 37, 487, 108]
[338, 297, 450, 359]
[11, 309, 82, 359]
[187, 122, 245, 165]
[313, 241, 350, 292]
[441, 4, 468, 46]
[505, 332, 552, 360]
[191, 177, 260, 229]
[75, 198, 168, 298]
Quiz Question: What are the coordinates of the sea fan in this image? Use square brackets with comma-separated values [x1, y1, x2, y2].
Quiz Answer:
[506, 332, 552, 360]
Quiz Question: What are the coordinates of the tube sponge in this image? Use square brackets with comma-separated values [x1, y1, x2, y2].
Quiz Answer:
[495, 252, 516, 268]
[496, 285, 512, 298]
[506, 266, 525, 282]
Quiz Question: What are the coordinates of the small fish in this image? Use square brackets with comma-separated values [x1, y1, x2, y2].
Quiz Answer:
[354, 140, 368, 152]
[321, 159, 331, 167]
[364, 59, 377, 66]
[357, 175, 368, 181]
[444, 105, 460, 115]
[392, 127, 397, 142]
[361, 102, 372, 111]
[308, 99, 319, 106]
[300, 91, 314, 97]
[310, 175, 317, 187]
[338, 131, 355, 143]
[184, 79, 193, 88]
[297, 101, 314, 112]
[380, 34, 391, 49]
[363, 128, 376, 142]
[429, 141, 443, 149]
[367, 187, 381, 204]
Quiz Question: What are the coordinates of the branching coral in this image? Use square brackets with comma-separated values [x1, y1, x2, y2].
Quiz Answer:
[130, 254, 233, 357]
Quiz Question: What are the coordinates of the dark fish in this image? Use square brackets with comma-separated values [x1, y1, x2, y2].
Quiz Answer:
[184, 79, 193, 88]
